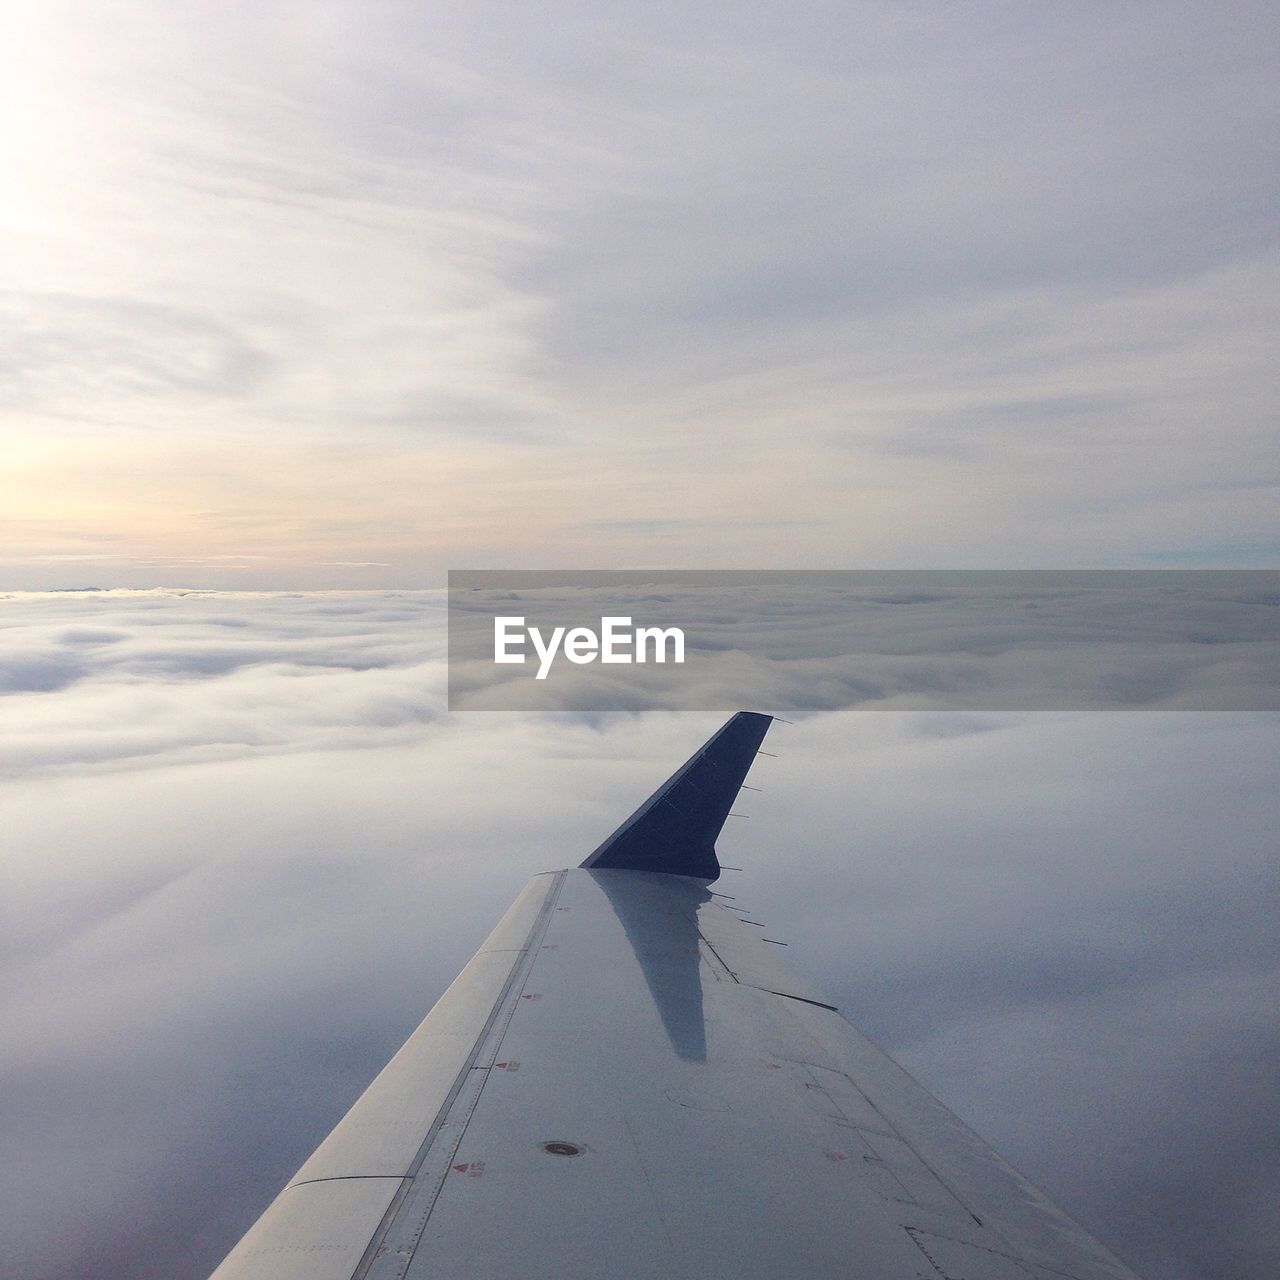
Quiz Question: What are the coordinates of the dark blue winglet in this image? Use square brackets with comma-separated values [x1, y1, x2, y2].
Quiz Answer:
[580, 711, 772, 882]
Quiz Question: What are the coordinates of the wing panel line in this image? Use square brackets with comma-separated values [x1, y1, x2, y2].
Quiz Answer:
[350, 869, 567, 1280]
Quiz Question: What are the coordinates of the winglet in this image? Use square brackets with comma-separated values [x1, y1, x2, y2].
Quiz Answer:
[580, 711, 773, 882]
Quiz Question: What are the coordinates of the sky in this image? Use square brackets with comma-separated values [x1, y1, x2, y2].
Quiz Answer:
[2, 590, 1278, 1280]
[3, 2, 1278, 584]
[2, 4, 1278, 1279]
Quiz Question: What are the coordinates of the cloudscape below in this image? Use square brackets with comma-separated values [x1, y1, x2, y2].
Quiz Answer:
[1, 590, 1276, 1279]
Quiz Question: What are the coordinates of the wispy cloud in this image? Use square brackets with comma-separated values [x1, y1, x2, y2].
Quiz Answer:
[3, 3, 1277, 584]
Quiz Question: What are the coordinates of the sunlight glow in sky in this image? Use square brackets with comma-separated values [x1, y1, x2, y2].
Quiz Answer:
[4, 2, 1277, 585]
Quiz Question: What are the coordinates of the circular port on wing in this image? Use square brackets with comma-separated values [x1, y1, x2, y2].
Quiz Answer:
[540, 1141, 583, 1157]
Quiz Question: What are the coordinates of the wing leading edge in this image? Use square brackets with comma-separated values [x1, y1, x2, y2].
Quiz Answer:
[209, 713, 1143, 1280]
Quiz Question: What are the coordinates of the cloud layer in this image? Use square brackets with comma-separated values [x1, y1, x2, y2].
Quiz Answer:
[2, 591, 1277, 1279]
[448, 572, 1280, 711]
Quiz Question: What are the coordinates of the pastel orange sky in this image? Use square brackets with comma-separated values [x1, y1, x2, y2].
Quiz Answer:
[4, 3, 1277, 586]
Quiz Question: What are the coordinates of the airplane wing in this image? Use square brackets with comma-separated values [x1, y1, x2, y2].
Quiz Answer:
[209, 711, 1143, 1280]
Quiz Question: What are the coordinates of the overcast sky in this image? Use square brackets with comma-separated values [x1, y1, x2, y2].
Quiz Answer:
[3, 2, 1278, 585]
[2, 591, 1278, 1280]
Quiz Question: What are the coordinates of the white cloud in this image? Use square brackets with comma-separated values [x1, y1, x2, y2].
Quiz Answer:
[1, 591, 1276, 1278]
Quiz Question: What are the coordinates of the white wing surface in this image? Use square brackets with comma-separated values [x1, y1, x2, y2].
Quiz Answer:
[209, 713, 1143, 1280]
